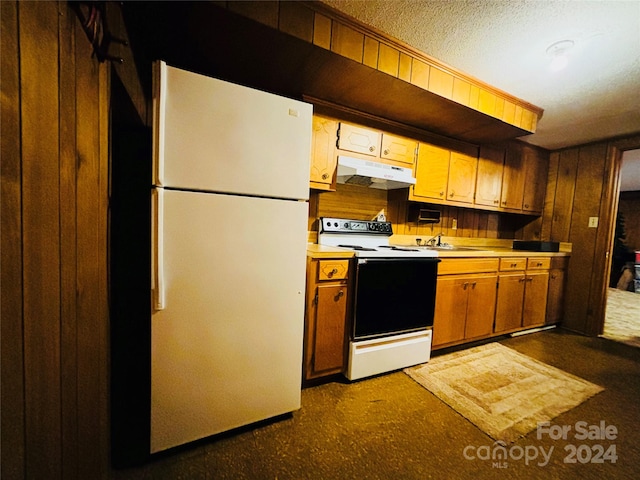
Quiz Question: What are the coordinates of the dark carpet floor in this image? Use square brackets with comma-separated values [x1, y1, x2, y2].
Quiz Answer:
[113, 329, 640, 479]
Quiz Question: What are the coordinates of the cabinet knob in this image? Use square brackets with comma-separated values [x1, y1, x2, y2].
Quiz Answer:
[502, 200, 507, 205]
[439, 191, 445, 197]
[327, 268, 338, 278]
[369, 146, 376, 152]
[336, 290, 344, 299]
[449, 191, 455, 197]
[524, 204, 530, 209]
[322, 173, 329, 180]
[383, 149, 389, 155]
[494, 199, 499, 204]
[471, 282, 477, 289]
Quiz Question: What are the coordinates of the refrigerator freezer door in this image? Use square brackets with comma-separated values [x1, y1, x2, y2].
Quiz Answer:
[150, 190, 307, 453]
[153, 61, 312, 200]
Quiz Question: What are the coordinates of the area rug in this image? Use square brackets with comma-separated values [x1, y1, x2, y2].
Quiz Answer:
[602, 287, 640, 348]
[404, 343, 604, 442]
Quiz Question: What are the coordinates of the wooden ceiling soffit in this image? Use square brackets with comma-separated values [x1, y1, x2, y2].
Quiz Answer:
[122, 1, 543, 144]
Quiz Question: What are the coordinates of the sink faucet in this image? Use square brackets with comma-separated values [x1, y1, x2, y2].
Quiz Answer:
[426, 233, 442, 247]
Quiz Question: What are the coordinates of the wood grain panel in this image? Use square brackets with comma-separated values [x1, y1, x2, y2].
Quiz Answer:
[550, 149, 579, 241]
[378, 43, 399, 77]
[313, 12, 332, 49]
[75, 20, 108, 477]
[331, 22, 363, 63]
[398, 52, 412, 82]
[228, 0, 278, 28]
[0, 2, 25, 479]
[540, 151, 560, 240]
[363, 36, 379, 68]
[20, 2, 62, 478]
[279, 1, 314, 42]
[58, 4, 78, 478]
[563, 144, 607, 333]
[410, 58, 429, 90]
[428, 67, 453, 99]
[452, 78, 470, 105]
[468, 85, 480, 109]
[478, 89, 496, 116]
[316, 183, 387, 221]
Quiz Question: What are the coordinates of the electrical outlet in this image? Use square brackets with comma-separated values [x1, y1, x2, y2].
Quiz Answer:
[452, 219, 458, 230]
[588, 217, 599, 228]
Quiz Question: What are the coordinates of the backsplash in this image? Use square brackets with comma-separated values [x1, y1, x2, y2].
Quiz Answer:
[309, 184, 538, 240]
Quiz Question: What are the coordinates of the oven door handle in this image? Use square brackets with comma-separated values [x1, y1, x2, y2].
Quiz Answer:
[357, 258, 441, 264]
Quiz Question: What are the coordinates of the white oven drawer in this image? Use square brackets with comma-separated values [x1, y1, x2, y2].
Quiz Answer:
[346, 330, 432, 380]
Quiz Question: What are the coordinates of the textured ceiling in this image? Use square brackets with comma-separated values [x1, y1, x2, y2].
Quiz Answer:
[322, 0, 640, 150]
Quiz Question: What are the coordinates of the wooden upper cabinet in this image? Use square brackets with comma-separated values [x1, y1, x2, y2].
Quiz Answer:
[310, 115, 338, 190]
[475, 145, 505, 207]
[412, 143, 450, 201]
[380, 133, 417, 165]
[447, 151, 477, 204]
[521, 145, 549, 214]
[337, 122, 379, 156]
[500, 142, 526, 210]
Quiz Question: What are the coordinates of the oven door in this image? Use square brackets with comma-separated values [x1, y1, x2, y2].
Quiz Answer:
[352, 258, 440, 340]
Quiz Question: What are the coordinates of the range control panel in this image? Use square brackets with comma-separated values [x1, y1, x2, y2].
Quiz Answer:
[320, 217, 393, 235]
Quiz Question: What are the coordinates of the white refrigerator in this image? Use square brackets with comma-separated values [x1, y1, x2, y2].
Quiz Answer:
[150, 61, 312, 453]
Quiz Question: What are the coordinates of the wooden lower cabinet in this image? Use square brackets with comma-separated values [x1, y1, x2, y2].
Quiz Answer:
[304, 257, 350, 380]
[546, 257, 568, 324]
[432, 264, 498, 348]
[522, 271, 549, 327]
[495, 257, 550, 333]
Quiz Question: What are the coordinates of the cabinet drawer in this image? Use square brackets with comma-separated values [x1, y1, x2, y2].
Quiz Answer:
[438, 258, 499, 275]
[318, 260, 349, 281]
[527, 257, 551, 270]
[337, 122, 380, 156]
[500, 258, 527, 271]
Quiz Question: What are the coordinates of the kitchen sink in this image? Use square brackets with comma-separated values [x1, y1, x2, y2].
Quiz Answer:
[420, 245, 492, 252]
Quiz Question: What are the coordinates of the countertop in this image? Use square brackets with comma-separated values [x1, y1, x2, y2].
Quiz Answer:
[307, 237, 571, 259]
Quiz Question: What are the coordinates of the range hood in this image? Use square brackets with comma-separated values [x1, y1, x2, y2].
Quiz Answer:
[336, 156, 416, 190]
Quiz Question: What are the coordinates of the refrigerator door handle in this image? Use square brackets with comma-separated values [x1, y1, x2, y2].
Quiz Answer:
[152, 60, 167, 186]
[152, 188, 165, 310]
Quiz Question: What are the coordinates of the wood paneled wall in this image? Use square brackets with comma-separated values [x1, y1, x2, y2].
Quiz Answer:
[1, 2, 111, 478]
[310, 185, 534, 240]
[539, 135, 640, 335]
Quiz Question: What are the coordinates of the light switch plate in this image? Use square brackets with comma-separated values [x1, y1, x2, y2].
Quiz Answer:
[588, 217, 599, 228]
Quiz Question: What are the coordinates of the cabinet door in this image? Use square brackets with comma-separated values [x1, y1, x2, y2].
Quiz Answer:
[447, 151, 477, 204]
[412, 143, 450, 201]
[312, 284, 348, 373]
[380, 133, 417, 165]
[475, 145, 504, 207]
[522, 146, 548, 213]
[433, 276, 467, 346]
[500, 143, 526, 210]
[546, 268, 565, 324]
[337, 122, 380, 156]
[464, 274, 497, 339]
[522, 271, 549, 328]
[494, 272, 525, 333]
[309, 115, 338, 189]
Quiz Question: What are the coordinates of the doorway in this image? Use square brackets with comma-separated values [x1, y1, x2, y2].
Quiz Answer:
[602, 148, 640, 347]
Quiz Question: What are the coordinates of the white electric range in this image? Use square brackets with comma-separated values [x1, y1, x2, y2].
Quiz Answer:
[318, 217, 439, 380]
